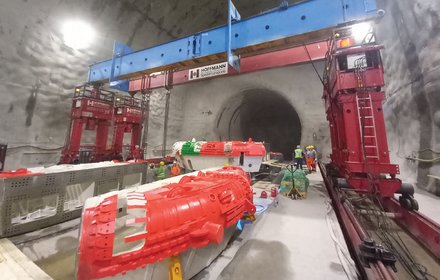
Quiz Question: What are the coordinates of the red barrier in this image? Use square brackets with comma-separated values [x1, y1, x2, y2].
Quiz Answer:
[77, 166, 255, 280]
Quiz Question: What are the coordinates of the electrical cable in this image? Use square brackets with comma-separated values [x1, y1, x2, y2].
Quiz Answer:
[351, 193, 437, 280]
[386, 64, 440, 98]
[254, 204, 267, 214]
[7, 145, 63, 151]
[325, 201, 359, 280]
[302, 42, 325, 87]
[414, 148, 440, 154]
[405, 156, 440, 163]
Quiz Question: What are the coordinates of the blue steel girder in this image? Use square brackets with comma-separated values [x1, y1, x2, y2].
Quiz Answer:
[108, 41, 134, 91]
[88, 0, 378, 86]
[227, 0, 241, 72]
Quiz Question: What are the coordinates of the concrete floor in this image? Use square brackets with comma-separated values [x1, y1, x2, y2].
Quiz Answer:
[0, 239, 51, 280]
[195, 170, 440, 280]
[194, 171, 351, 280]
[408, 187, 440, 225]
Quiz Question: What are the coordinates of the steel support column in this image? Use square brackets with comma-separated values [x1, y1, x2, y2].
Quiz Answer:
[0, 144, 6, 171]
[141, 91, 151, 157]
[162, 90, 171, 158]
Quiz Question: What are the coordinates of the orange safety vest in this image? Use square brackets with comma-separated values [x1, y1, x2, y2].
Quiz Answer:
[171, 165, 181, 177]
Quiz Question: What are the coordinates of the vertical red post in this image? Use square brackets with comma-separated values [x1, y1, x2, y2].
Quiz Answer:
[112, 124, 125, 157]
[95, 121, 110, 156]
[69, 119, 85, 155]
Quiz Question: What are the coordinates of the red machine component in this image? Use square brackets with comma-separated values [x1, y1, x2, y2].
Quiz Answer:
[113, 95, 144, 160]
[199, 139, 266, 157]
[0, 168, 43, 178]
[380, 197, 440, 260]
[61, 85, 146, 164]
[61, 84, 115, 164]
[323, 25, 402, 198]
[270, 187, 278, 198]
[76, 166, 256, 280]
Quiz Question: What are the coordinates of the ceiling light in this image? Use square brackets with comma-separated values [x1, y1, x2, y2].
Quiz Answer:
[351, 22, 372, 43]
[62, 20, 95, 50]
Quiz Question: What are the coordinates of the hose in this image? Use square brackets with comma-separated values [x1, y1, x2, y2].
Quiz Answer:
[415, 148, 440, 154]
[7, 145, 63, 151]
[255, 204, 267, 215]
[405, 156, 440, 163]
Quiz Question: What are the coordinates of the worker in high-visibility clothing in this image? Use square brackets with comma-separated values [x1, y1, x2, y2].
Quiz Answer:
[171, 161, 181, 177]
[293, 145, 304, 169]
[155, 161, 166, 180]
[306, 145, 317, 173]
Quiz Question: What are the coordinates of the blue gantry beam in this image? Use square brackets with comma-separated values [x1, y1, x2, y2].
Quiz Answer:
[88, 0, 378, 89]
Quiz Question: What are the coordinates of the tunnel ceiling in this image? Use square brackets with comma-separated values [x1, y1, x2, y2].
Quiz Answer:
[216, 89, 301, 160]
[117, 0, 304, 48]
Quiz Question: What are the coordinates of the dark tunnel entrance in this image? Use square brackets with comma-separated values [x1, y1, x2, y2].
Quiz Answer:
[216, 89, 301, 160]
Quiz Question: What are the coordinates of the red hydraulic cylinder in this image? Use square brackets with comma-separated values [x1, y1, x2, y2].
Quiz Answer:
[76, 166, 256, 280]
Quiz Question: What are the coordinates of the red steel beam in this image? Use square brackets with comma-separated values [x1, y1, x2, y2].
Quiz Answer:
[381, 197, 440, 261]
[128, 40, 328, 92]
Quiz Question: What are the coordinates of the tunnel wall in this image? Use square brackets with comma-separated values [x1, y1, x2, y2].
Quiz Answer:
[2, 0, 440, 196]
[0, 0, 177, 169]
[163, 62, 331, 160]
[377, 0, 440, 194]
[214, 89, 302, 159]
[0, 0, 304, 170]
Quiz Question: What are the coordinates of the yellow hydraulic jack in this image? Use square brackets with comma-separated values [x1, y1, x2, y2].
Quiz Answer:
[168, 255, 183, 280]
[241, 213, 256, 222]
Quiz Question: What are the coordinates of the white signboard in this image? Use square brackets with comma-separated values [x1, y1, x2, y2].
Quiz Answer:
[347, 53, 367, 70]
[188, 62, 228, 81]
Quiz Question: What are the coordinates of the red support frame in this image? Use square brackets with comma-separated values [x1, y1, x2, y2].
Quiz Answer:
[61, 86, 115, 164]
[113, 96, 144, 160]
[322, 27, 401, 198]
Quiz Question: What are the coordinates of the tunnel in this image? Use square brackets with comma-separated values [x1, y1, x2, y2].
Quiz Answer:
[216, 89, 301, 160]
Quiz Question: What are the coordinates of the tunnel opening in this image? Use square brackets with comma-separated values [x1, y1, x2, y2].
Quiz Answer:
[216, 89, 301, 160]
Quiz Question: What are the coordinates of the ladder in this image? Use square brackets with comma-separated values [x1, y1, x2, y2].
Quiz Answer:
[356, 94, 379, 161]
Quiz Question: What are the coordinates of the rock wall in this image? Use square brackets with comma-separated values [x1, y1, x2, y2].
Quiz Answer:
[0, 0, 175, 169]
[2, 0, 440, 196]
[0, 0, 300, 169]
[378, 0, 440, 194]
